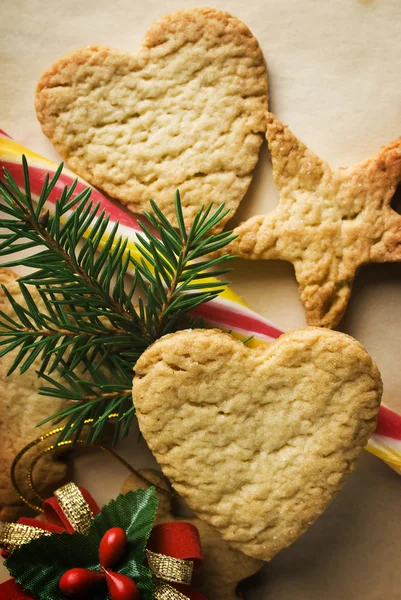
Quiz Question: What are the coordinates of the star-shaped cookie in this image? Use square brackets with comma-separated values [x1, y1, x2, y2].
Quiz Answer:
[229, 113, 401, 328]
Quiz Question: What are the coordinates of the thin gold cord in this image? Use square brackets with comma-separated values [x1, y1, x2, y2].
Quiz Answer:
[11, 415, 176, 512]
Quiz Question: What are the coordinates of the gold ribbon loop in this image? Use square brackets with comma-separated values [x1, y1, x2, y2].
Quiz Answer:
[154, 579, 193, 600]
[146, 549, 193, 585]
[0, 522, 51, 553]
[54, 482, 93, 534]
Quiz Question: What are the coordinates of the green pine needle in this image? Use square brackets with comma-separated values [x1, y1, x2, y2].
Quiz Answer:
[0, 158, 236, 443]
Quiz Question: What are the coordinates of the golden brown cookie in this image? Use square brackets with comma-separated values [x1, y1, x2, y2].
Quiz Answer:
[0, 269, 68, 521]
[227, 112, 401, 328]
[132, 327, 382, 561]
[35, 8, 268, 230]
[121, 469, 263, 600]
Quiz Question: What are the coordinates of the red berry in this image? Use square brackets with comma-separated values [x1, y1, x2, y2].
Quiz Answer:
[59, 568, 105, 597]
[104, 569, 141, 600]
[99, 527, 127, 568]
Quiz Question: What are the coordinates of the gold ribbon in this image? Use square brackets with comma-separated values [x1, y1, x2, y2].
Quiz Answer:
[0, 522, 52, 553]
[146, 549, 193, 584]
[54, 483, 93, 534]
[0, 482, 89, 553]
[146, 549, 195, 600]
[153, 579, 195, 600]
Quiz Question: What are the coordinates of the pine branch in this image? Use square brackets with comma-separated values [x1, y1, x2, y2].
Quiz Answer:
[133, 194, 236, 340]
[37, 356, 134, 446]
[0, 157, 236, 443]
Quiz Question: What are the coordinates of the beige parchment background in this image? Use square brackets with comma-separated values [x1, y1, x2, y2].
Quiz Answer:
[1, 0, 401, 598]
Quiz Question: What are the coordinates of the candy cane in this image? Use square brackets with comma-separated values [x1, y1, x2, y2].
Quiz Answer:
[1, 131, 400, 475]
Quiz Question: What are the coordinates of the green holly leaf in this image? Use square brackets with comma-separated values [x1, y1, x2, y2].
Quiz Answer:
[5, 531, 99, 600]
[5, 487, 158, 600]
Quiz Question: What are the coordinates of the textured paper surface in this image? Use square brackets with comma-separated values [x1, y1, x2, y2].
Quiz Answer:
[1, 0, 401, 597]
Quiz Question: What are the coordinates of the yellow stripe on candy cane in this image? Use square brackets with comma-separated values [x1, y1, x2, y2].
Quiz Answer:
[0, 135, 54, 167]
[366, 438, 401, 475]
[197, 276, 247, 306]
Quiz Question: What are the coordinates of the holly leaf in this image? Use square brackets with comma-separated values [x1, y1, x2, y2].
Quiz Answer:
[5, 531, 99, 600]
[5, 488, 158, 600]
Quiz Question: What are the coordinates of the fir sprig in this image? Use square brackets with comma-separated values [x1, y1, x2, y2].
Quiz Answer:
[0, 157, 236, 443]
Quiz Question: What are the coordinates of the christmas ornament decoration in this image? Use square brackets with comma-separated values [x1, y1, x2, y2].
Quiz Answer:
[1, 484, 157, 600]
[0, 481, 206, 600]
[0, 425, 205, 600]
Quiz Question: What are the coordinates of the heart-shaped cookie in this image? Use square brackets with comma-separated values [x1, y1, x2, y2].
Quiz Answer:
[35, 7, 268, 229]
[133, 327, 382, 561]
